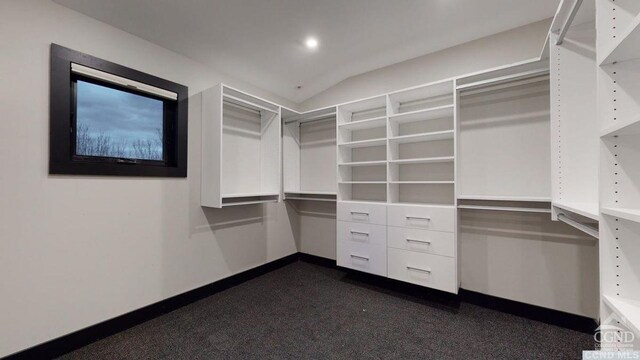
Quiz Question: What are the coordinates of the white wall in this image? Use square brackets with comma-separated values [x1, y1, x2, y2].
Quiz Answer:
[0, 1, 298, 357]
[300, 19, 551, 111]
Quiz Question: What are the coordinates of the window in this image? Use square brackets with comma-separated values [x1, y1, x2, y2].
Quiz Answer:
[50, 44, 188, 177]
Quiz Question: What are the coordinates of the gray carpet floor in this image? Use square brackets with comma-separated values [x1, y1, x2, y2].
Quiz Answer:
[59, 261, 594, 359]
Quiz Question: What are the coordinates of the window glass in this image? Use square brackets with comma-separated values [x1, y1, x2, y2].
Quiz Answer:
[75, 80, 164, 161]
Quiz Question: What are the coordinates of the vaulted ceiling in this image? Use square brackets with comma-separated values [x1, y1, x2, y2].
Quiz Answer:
[54, 0, 561, 103]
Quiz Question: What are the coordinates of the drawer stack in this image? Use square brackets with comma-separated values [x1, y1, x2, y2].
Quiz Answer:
[386, 204, 457, 293]
[336, 201, 458, 294]
[336, 202, 387, 276]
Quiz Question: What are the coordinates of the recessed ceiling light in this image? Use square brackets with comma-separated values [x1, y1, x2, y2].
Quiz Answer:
[305, 37, 319, 49]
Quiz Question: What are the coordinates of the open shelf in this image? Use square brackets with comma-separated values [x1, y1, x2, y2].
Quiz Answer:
[388, 130, 454, 144]
[338, 138, 387, 148]
[284, 191, 336, 202]
[601, 116, 640, 138]
[339, 181, 386, 184]
[388, 80, 454, 116]
[223, 192, 280, 198]
[390, 181, 454, 184]
[221, 194, 280, 207]
[337, 96, 387, 124]
[457, 195, 551, 202]
[600, 13, 640, 66]
[338, 116, 386, 131]
[339, 160, 387, 167]
[553, 201, 599, 221]
[603, 295, 640, 336]
[602, 207, 640, 224]
[388, 105, 454, 123]
[389, 156, 454, 165]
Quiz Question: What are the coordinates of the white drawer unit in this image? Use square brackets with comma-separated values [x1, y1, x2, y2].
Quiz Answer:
[337, 221, 386, 246]
[387, 204, 455, 232]
[337, 239, 387, 276]
[387, 226, 455, 258]
[337, 201, 387, 225]
[387, 248, 457, 293]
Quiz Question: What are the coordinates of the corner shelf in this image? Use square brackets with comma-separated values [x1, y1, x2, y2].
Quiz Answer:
[338, 138, 387, 148]
[603, 295, 640, 337]
[552, 201, 599, 221]
[600, 13, 640, 66]
[389, 156, 455, 165]
[388, 130, 454, 144]
[602, 207, 640, 224]
[338, 116, 386, 131]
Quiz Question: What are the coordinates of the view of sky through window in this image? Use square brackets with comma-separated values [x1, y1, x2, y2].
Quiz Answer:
[75, 80, 164, 161]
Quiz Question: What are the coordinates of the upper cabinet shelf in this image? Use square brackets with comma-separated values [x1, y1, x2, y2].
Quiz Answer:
[387, 80, 454, 116]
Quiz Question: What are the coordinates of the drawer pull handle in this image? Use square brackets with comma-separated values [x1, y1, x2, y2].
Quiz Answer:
[406, 238, 431, 245]
[350, 254, 370, 261]
[407, 266, 431, 274]
[350, 211, 370, 216]
[406, 216, 431, 221]
[350, 230, 370, 236]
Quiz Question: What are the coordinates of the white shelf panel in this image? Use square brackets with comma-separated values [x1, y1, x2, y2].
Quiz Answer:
[284, 197, 336, 202]
[389, 156, 455, 165]
[553, 201, 599, 221]
[602, 207, 640, 224]
[457, 195, 551, 202]
[600, 13, 640, 66]
[338, 160, 387, 167]
[284, 191, 336, 196]
[390, 202, 456, 208]
[388, 130, 454, 144]
[390, 181, 454, 185]
[222, 199, 279, 207]
[601, 117, 640, 138]
[458, 205, 551, 214]
[222, 192, 280, 199]
[388, 105, 454, 123]
[338, 200, 388, 205]
[338, 138, 387, 148]
[603, 295, 640, 337]
[339, 181, 386, 184]
[338, 116, 386, 130]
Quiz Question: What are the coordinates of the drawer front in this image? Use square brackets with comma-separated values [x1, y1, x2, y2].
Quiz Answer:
[337, 202, 387, 225]
[387, 205, 454, 232]
[337, 240, 387, 276]
[387, 248, 457, 293]
[387, 226, 455, 258]
[337, 221, 386, 246]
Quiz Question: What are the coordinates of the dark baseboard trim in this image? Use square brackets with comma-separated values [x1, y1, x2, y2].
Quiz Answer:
[5, 252, 596, 358]
[298, 254, 596, 334]
[459, 289, 597, 334]
[298, 253, 337, 268]
[4, 253, 299, 360]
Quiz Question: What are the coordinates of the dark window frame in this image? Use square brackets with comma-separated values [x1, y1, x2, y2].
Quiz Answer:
[50, 44, 188, 177]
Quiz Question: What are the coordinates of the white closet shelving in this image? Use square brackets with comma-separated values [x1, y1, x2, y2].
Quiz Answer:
[337, 95, 388, 203]
[597, 0, 640, 347]
[282, 106, 337, 202]
[457, 59, 551, 206]
[549, 0, 600, 237]
[387, 80, 457, 207]
[201, 84, 281, 208]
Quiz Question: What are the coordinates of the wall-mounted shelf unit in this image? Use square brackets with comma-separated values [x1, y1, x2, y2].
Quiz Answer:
[283, 106, 337, 202]
[337, 96, 388, 203]
[549, 3, 600, 239]
[597, 0, 640, 347]
[201, 84, 281, 208]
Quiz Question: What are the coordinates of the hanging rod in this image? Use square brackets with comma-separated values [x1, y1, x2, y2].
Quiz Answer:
[223, 94, 278, 114]
[557, 213, 598, 239]
[458, 205, 552, 214]
[457, 69, 549, 94]
[285, 114, 336, 125]
[556, 0, 583, 46]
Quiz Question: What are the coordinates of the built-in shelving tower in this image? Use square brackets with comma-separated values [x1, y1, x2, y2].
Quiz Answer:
[597, 0, 640, 349]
